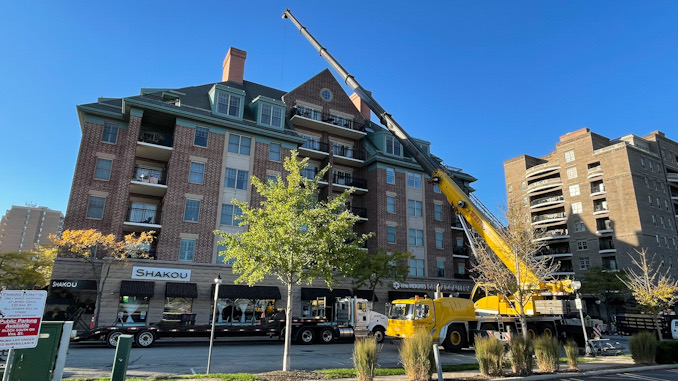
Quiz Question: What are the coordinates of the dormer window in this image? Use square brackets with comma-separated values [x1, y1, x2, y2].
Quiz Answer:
[209, 84, 245, 120]
[385, 136, 401, 156]
[260, 104, 283, 128]
[217, 93, 241, 117]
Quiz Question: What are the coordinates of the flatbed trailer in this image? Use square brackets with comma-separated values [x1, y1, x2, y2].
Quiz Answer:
[615, 313, 678, 339]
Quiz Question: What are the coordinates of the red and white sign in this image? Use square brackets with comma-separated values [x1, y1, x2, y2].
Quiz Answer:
[0, 290, 47, 349]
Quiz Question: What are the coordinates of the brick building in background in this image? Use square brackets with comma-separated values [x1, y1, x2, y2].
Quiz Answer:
[504, 128, 678, 282]
[50, 47, 476, 327]
[0, 205, 63, 253]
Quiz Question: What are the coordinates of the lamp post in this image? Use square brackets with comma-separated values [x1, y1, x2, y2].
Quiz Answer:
[207, 274, 222, 374]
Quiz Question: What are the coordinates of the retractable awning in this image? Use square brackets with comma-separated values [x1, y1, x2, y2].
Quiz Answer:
[120, 280, 155, 297]
[165, 282, 198, 298]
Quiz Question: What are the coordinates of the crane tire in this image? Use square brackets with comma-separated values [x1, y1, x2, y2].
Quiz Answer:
[442, 325, 467, 352]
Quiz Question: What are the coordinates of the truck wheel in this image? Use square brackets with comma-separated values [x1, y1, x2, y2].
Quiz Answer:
[443, 325, 467, 352]
[105, 331, 123, 348]
[135, 330, 156, 348]
[371, 327, 385, 343]
[538, 323, 555, 338]
[297, 327, 315, 344]
[319, 328, 334, 344]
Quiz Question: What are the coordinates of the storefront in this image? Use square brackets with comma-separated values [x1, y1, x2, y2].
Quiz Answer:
[44, 279, 97, 328]
[211, 284, 281, 323]
[117, 280, 155, 326]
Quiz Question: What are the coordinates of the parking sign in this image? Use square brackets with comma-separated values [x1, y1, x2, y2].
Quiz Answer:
[0, 290, 48, 349]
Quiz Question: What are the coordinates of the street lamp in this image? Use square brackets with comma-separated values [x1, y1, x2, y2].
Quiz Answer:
[207, 274, 222, 374]
[575, 292, 592, 356]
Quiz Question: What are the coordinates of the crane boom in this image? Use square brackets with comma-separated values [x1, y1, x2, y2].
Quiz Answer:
[282, 9, 549, 288]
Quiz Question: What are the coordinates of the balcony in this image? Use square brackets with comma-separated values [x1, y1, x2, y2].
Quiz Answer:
[349, 206, 368, 221]
[590, 183, 606, 197]
[602, 257, 618, 271]
[527, 178, 562, 194]
[130, 167, 168, 197]
[137, 130, 173, 161]
[525, 161, 561, 179]
[453, 246, 469, 258]
[530, 195, 565, 209]
[599, 240, 616, 254]
[332, 173, 368, 194]
[534, 228, 570, 241]
[332, 145, 366, 166]
[290, 107, 366, 139]
[451, 216, 464, 231]
[538, 245, 572, 258]
[531, 212, 567, 226]
[667, 173, 678, 183]
[123, 207, 162, 231]
[587, 165, 604, 179]
[593, 204, 609, 215]
[596, 219, 613, 234]
[298, 140, 330, 159]
[301, 168, 328, 186]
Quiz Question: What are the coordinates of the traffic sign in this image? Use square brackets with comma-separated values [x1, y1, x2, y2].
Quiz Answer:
[0, 290, 47, 349]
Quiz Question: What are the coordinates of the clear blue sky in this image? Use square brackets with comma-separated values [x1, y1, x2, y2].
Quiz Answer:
[1, 1, 677, 218]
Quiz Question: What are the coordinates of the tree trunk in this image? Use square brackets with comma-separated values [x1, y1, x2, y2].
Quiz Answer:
[653, 315, 664, 341]
[520, 314, 528, 339]
[282, 283, 293, 371]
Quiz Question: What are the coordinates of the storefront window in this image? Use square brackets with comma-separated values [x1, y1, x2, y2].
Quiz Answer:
[44, 280, 97, 326]
[213, 298, 276, 324]
[162, 297, 193, 323]
[117, 296, 149, 326]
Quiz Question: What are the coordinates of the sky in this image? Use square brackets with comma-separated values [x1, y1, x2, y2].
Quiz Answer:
[1, 1, 677, 219]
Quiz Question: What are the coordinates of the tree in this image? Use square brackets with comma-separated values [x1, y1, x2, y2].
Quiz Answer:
[580, 266, 628, 322]
[347, 248, 412, 303]
[0, 249, 56, 290]
[618, 248, 678, 340]
[470, 201, 560, 338]
[215, 151, 371, 371]
[50, 229, 154, 327]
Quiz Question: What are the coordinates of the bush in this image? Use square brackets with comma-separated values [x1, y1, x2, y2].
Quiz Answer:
[629, 332, 657, 365]
[534, 336, 560, 373]
[563, 339, 579, 370]
[399, 329, 434, 381]
[354, 337, 379, 381]
[474, 335, 505, 377]
[509, 334, 533, 376]
[656, 340, 678, 364]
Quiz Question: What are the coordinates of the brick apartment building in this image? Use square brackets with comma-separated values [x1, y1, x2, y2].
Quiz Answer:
[49, 48, 476, 327]
[504, 128, 678, 282]
[0, 205, 63, 253]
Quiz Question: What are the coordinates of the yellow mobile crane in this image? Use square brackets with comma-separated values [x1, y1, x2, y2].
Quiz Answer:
[283, 10, 585, 351]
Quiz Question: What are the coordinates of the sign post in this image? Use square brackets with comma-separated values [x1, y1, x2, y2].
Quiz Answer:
[0, 290, 47, 350]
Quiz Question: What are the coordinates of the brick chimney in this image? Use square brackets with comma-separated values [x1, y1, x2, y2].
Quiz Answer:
[222, 47, 247, 83]
[350, 92, 370, 121]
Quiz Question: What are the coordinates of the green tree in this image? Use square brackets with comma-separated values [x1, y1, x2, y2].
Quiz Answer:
[216, 151, 371, 371]
[580, 266, 628, 322]
[0, 249, 56, 290]
[347, 248, 412, 302]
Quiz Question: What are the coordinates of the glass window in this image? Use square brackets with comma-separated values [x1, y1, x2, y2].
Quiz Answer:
[434, 204, 442, 220]
[386, 168, 395, 184]
[216, 244, 236, 266]
[189, 162, 205, 184]
[261, 104, 284, 128]
[571, 202, 582, 214]
[220, 204, 242, 226]
[163, 297, 193, 322]
[409, 229, 423, 246]
[577, 240, 588, 250]
[437, 261, 445, 277]
[457, 262, 466, 275]
[184, 199, 200, 222]
[408, 200, 423, 216]
[566, 167, 578, 180]
[217, 93, 241, 117]
[102, 123, 118, 143]
[433, 184, 441, 193]
[94, 158, 112, 180]
[86, 196, 105, 219]
[574, 220, 586, 232]
[224, 168, 248, 190]
[179, 239, 196, 262]
[387, 226, 396, 243]
[118, 296, 149, 325]
[564, 149, 575, 163]
[652, 215, 657, 226]
[407, 172, 422, 189]
[385, 136, 401, 156]
[228, 134, 251, 155]
[269, 143, 281, 161]
[569, 184, 580, 197]
[194, 127, 208, 147]
[386, 196, 396, 213]
[641, 157, 646, 168]
[579, 257, 590, 270]
[409, 259, 424, 277]
[435, 232, 443, 249]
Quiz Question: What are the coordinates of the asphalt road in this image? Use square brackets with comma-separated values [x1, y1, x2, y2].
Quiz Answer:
[62, 337, 478, 379]
[558, 368, 678, 380]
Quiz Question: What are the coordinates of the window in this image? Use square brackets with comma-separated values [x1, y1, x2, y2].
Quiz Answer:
[321, 89, 332, 101]
[260, 104, 283, 128]
[217, 92, 241, 117]
[521, 182, 526, 191]
[649, 196, 653, 206]
[228, 134, 251, 155]
[386, 196, 396, 213]
[267, 175, 278, 183]
[387, 226, 396, 244]
[217, 244, 236, 266]
[645, 177, 650, 188]
[407, 172, 422, 189]
[94, 158, 112, 180]
[409, 259, 424, 277]
[649, 161, 654, 172]
[386, 168, 395, 184]
[224, 168, 248, 190]
[189, 162, 205, 184]
[564, 149, 575, 163]
[194, 127, 208, 147]
[577, 240, 588, 250]
[574, 220, 586, 232]
[656, 197, 661, 208]
[669, 219, 673, 230]
[508, 184, 513, 194]
[102, 123, 118, 143]
[409, 229, 423, 246]
[666, 200, 670, 210]
[652, 215, 657, 226]
[579, 257, 590, 270]
[86, 196, 105, 219]
[385, 136, 401, 156]
[184, 199, 201, 222]
[179, 239, 196, 262]
[661, 216, 666, 229]
[457, 262, 466, 275]
[118, 296, 150, 324]
[641, 157, 646, 168]
[569, 184, 580, 197]
[657, 235, 661, 247]
[433, 184, 441, 194]
[269, 143, 281, 161]
[407, 200, 423, 217]
[220, 204, 242, 226]
[435, 232, 443, 249]
[571, 202, 582, 214]
[437, 261, 445, 277]
[434, 204, 443, 220]
[566, 167, 578, 180]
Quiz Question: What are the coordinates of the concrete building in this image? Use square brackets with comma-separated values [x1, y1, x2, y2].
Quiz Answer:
[49, 48, 476, 328]
[504, 128, 678, 281]
[0, 205, 63, 253]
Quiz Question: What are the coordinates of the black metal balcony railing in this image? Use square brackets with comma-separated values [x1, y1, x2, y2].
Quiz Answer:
[349, 206, 367, 219]
[532, 212, 566, 223]
[599, 241, 615, 250]
[127, 208, 161, 225]
[333, 145, 367, 161]
[530, 195, 564, 207]
[539, 245, 571, 255]
[453, 246, 468, 256]
[332, 173, 367, 189]
[138, 129, 174, 147]
[292, 107, 366, 132]
[301, 140, 330, 153]
[132, 167, 167, 185]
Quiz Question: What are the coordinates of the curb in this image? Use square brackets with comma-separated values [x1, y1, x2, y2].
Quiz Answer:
[487, 363, 678, 381]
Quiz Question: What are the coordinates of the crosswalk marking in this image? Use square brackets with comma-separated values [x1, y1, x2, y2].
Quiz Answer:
[621, 372, 672, 381]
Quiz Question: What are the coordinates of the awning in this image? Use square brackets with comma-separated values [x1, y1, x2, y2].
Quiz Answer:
[211, 284, 281, 300]
[301, 288, 351, 300]
[355, 290, 378, 302]
[165, 282, 198, 298]
[388, 291, 430, 301]
[120, 280, 155, 298]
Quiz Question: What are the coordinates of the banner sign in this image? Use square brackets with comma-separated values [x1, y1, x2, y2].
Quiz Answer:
[392, 281, 472, 293]
[0, 290, 47, 349]
[132, 266, 191, 281]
